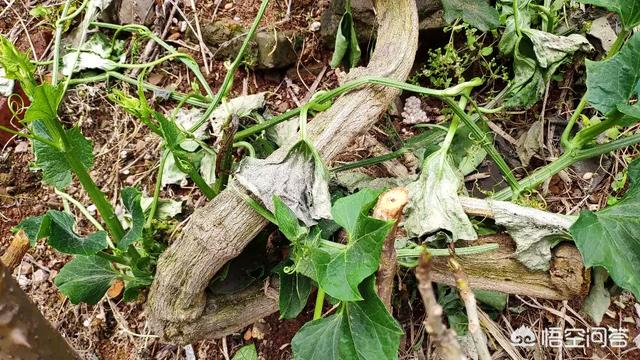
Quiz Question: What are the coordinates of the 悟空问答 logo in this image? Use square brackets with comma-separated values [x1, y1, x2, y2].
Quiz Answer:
[511, 325, 536, 347]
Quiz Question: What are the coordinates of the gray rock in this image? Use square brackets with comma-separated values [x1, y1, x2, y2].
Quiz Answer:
[199, 20, 299, 69]
[31, 269, 49, 286]
[320, 0, 444, 46]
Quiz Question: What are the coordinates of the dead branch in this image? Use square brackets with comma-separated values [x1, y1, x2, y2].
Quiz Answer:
[147, 0, 420, 344]
[450, 257, 491, 360]
[431, 235, 590, 300]
[373, 187, 409, 311]
[415, 253, 464, 360]
[1, 231, 30, 271]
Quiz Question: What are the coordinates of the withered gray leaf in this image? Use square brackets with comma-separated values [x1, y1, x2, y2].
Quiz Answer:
[236, 139, 332, 226]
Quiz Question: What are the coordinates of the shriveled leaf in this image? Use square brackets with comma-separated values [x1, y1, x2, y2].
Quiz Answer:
[46, 210, 109, 255]
[209, 93, 266, 137]
[277, 264, 312, 319]
[570, 158, 640, 298]
[119, 187, 144, 250]
[33, 121, 94, 189]
[404, 148, 477, 241]
[294, 189, 392, 301]
[199, 152, 216, 186]
[236, 139, 332, 226]
[505, 30, 591, 109]
[140, 196, 183, 220]
[266, 118, 298, 146]
[515, 119, 543, 167]
[161, 153, 187, 187]
[440, 0, 500, 31]
[54, 255, 119, 304]
[13, 214, 51, 246]
[581, 267, 610, 325]
[291, 277, 403, 360]
[0, 66, 14, 96]
[174, 108, 209, 151]
[585, 33, 640, 116]
[577, 0, 640, 30]
[460, 197, 573, 271]
[232, 344, 258, 360]
[62, 52, 117, 76]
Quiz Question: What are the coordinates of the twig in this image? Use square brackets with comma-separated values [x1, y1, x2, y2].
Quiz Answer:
[1, 231, 30, 271]
[415, 253, 464, 360]
[373, 187, 409, 311]
[449, 258, 491, 360]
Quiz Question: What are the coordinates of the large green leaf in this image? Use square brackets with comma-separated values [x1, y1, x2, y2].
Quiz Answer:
[294, 189, 392, 301]
[119, 187, 144, 250]
[24, 84, 64, 124]
[32, 120, 94, 189]
[570, 158, 640, 299]
[291, 277, 403, 360]
[585, 33, 640, 116]
[46, 211, 108, 255]
[277, 263, 312, 319]
[440, 0, 500, 31]
[54, 255, 119, 304]
[577, 0, 640, 31]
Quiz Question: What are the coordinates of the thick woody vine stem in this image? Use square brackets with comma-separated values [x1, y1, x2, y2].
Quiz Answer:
[147, 0, 419, 344]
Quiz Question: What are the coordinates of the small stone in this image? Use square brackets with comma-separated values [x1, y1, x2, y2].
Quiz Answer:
[243, 328, 252, 341]
[180, 21, 188, 33]
[233, 16, 241, 22]
[125, 175, 136, 185]
[31, 269, 49, 286]
[224, 2, 233, 10]
[19, 263, 33, 275]
[14, 141, 29, 153]
[310, 21, 321, 32]
[87, 204, 97, 215]
[582, 172, 593, 180]
[588, 204, 600, 211]
[17, 275, 30, 287]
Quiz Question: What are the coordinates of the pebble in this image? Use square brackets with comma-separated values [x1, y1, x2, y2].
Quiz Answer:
[14, 141, 29, 153]
[31, 269, 49, 286]
[87, 204, 97, 215]
[582, 172, 593, 180]
[310, 21, 321, 32]
[224, 2, 233, 10]
[180, 21, 187, 33]
[19, 263, 33, 275]
[125, 175, 136, 185]
[18, 275, 30, 287]
[233, 16, 241, 21]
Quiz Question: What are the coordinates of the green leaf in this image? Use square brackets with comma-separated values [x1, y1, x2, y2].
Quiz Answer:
[0, 36, 36, 96]
[13, 215, 51, 246]
[331, 188, 382, 236]
[231, 344, 258, 360]
[122, 276, 153, 302]
[585, 33, 640, 116]
[273, 196, 307, 243]
[295, 189, 392, 301]
[54, 255, 119, 304]
[24, 84, 64, 124]
[119, 187, 144, 250]
[330, 11, 361, 69]
[46, 210, 109, 255]
[32, 120, 94, 189]
[291, 277, 403, 360]
[570, 158, 640, 299]
[577, 0, 640, 31]
[440, 0, 500, 31]
[277, 264, 312, 319]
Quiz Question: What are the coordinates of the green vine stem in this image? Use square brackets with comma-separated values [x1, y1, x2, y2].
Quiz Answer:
[188, 0, 271, 133]
[51, 0, 75, 85]
[313, 289, 326, 320]
[560, 28, 631, 149]
[493, 132, 640, 200]
[146, 149, 170, 228]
